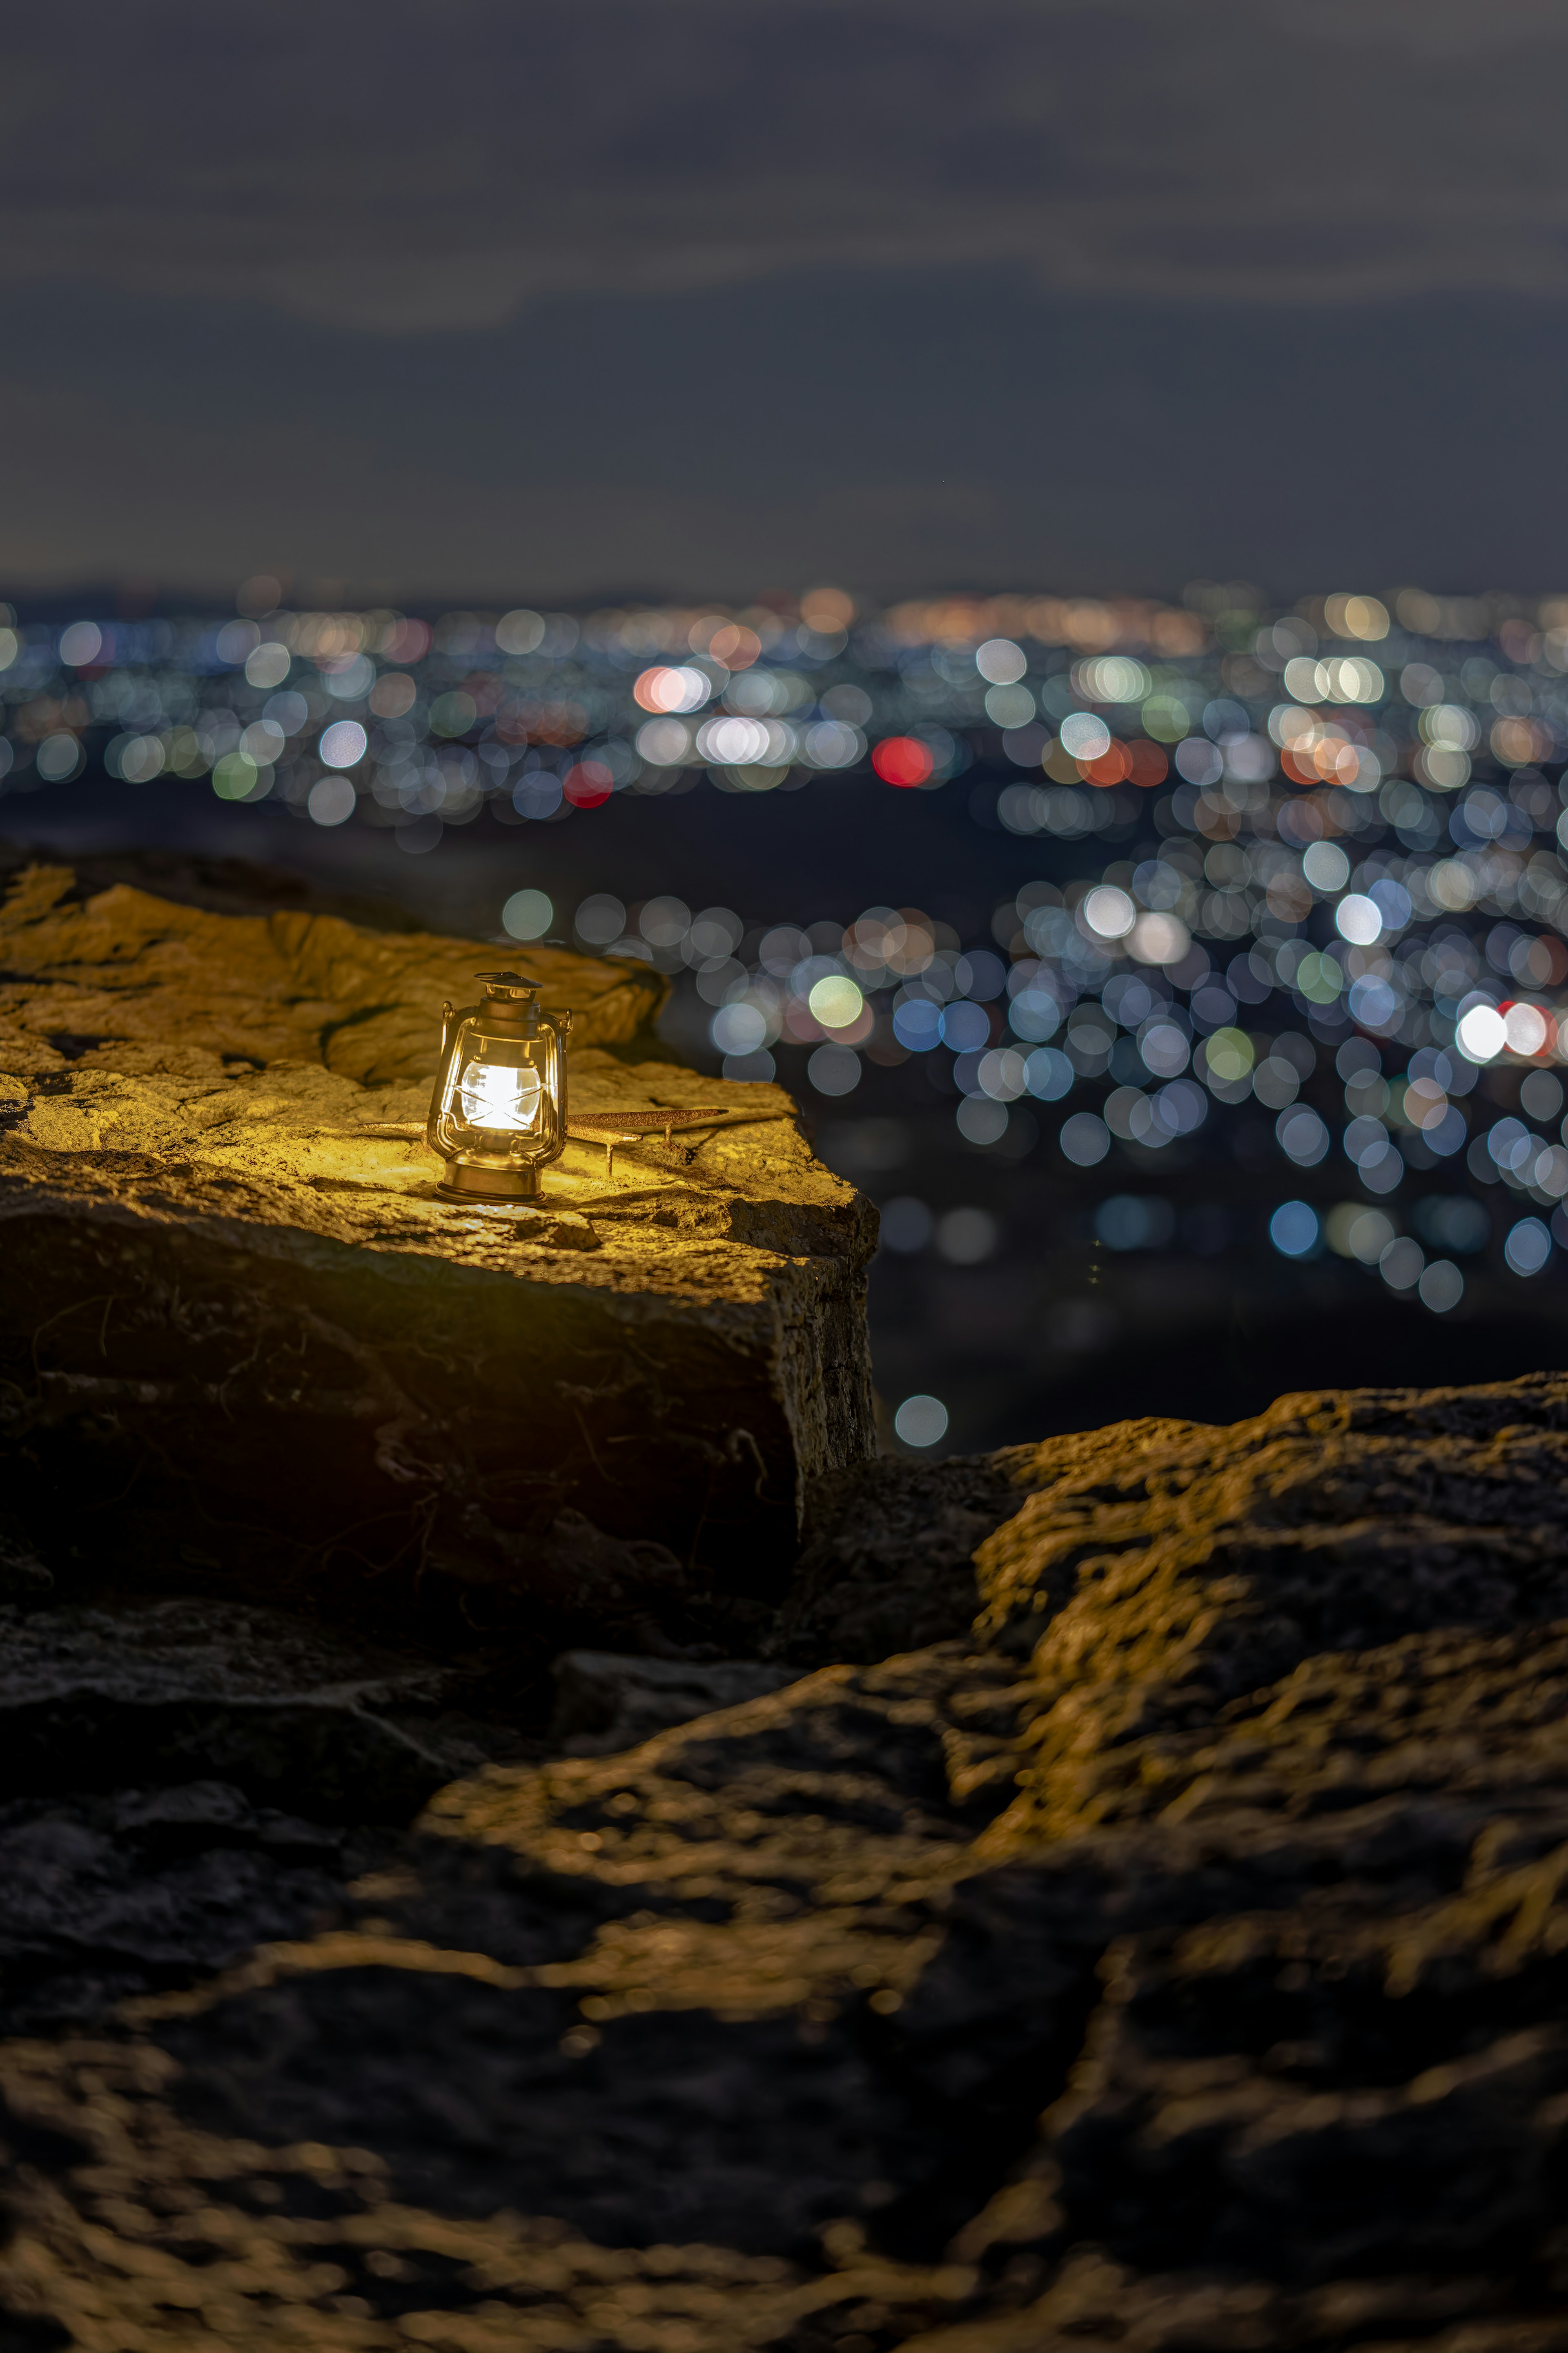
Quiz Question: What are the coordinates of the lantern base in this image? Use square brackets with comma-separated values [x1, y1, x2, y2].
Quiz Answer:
[436, 1160, 543, 1203]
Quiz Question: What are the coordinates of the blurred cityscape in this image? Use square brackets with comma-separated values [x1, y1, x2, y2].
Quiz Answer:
[5, 573, 1568, 1454]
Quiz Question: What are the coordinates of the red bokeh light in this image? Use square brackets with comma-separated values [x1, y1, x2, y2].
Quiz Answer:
[1127, 738, 1168, 787]
[562, 759, 614, 808]
[871, 736, 933, 787]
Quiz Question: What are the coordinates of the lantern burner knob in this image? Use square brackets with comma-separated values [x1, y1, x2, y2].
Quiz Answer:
[475, 970, 539, 999]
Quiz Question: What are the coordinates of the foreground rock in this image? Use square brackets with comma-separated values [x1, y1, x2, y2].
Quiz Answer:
[548, 1647, 805, 1753]
[0, 1597, 525, 1818]
[7, 1372, 1568, 2347]
[0, 856, 877, 1659]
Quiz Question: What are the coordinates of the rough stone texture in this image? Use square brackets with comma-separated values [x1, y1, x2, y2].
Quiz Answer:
[8, 1372, 1568, 2346]
[548, 1648, 806, 1754]
[0, 1598, 528, 1819]
[776, 1444, 1061, 1666]
[0, 856, 878, 1657]
[0, 1781, 398, 2041]
[0, 836, 464, 940]
[0, 846, 664, 1079]
[968, 1377, 1568, 1840]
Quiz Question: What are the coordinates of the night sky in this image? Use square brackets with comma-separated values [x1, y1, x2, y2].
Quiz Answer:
[5, 0, 1568, 599]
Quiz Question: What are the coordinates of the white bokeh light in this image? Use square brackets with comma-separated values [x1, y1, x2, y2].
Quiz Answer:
[1082, 885, 1136, 939]
[975, 637, 1027, 685]
[1456, 1004, 1507, 1063]
[1059, 711, 1112, 762]
[634, 665, 710, 714]
[1334, 893, 1382, 946]
[1301, 841, 1350, 892]
[894, 1394, 949, 1447]
[1504, 1003, 1551, 1056]
[501, 888, 552, 941]
[306, 774, 356, 826]
[318, 720, 367, 769]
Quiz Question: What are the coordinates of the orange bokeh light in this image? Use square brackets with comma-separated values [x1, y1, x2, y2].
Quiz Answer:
[707, 624, 760, 670]
[1080, 740, 1131, 786]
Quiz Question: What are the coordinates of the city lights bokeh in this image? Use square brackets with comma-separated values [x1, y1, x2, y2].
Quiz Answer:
[7, 573, 1568, 1447]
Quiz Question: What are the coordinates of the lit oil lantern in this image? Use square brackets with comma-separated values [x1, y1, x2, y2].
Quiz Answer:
[426, 971, 571, 1201]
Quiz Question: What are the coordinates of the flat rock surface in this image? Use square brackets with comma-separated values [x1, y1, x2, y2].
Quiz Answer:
[0, 858, 877, 1654]
[7, 1372, 1568, 2346]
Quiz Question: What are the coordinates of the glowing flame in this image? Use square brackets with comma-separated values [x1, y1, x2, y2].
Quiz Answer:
[457, 1061, 542, 1132]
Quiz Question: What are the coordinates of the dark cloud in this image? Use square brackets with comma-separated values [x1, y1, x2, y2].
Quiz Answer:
[5, 267, 1566, 599]
[4, 1, 1568, 329]
[2, 2, 1566, 593]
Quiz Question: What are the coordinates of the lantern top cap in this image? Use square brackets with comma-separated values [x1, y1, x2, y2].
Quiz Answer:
[474, 970, 539, 999]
